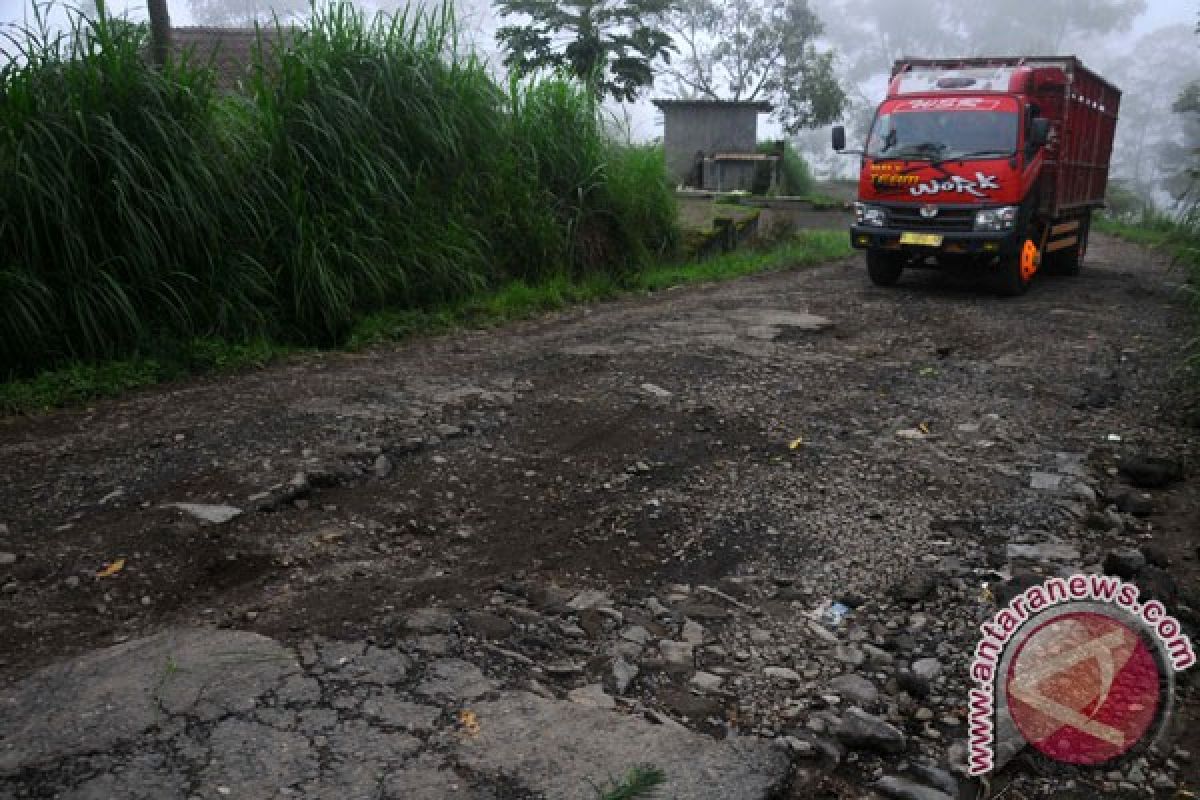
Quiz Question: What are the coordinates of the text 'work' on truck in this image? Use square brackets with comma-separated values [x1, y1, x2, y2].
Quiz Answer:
[832, 56, 1121, 295]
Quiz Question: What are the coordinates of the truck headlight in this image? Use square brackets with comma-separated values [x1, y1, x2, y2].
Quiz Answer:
[974, 206, 1018, 232]
[855, 203, 887, 227]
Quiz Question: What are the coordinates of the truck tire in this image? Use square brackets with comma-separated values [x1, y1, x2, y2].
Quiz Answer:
[1045, 213, 1091, 276]
[995, 238, 1039, 296]
[866, 250, 904, 287]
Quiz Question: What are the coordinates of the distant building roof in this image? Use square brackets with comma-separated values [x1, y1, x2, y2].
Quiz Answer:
[652, 99, 773, 112]
[170, 26, 297, 90]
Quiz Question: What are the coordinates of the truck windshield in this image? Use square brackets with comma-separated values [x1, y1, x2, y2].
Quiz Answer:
[867, 111, 1018, 160]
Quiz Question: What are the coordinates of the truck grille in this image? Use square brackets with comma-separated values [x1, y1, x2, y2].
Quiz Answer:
[886, 206, 976, 232]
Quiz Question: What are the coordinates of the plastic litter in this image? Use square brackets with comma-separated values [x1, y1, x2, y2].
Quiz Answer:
[818, 602, 851, 627]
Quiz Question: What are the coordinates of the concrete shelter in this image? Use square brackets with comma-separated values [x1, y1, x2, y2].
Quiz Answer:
[653, 99, 774, 191]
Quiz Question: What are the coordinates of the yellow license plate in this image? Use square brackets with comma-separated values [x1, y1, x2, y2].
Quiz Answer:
[900, 232, 943, 247]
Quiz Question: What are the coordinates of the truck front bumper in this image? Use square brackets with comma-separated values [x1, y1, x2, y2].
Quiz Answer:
[849, 226, 1020, 257]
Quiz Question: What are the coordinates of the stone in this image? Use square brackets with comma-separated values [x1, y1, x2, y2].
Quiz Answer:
[690, 672, 724, 693]
[404, 607, 457, 634]
[682, 620, 705, 644]
[0, 628, 299, 773]
[909, 762, 958, 795]
[415, 659, 496, 701]
[1114, 491, 1155, 517]
[660, 641, 695, 669]
[166, 503, 243, 524]
[462, 612, 514, 640]
[911, 658, 942, 683]
[729, 309, 833, 332]
[657, 687, 724, 719]
[621, 626, 653, 644]
[567, 590, 611, 611]
[893, 570, 936, 603]
[993, 571, 1042, 606]
[457, 692, 788, 799]
[828, 674, 878, 706]
[874, 776, 953, 800]
[763, 666, 801, 683]
[374, 454, 393, 478]
[1118, 455, 1183, 489]
[863, 644, 894, 665]
[1006, 541, 1081, 565]
[568, 684, 616, 710]
[640, 383, 674, 399]
[645, 597, 670, 617]
[1030, 472, 1064, 491]
[612, 657, 639, 695]
[834, 708, 907, 754]
[834, 645, 865, 667]
[677, 603, 730, 620]
[1102, 548, 1146, 580]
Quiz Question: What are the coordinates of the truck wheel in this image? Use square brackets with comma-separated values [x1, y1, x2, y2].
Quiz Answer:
[866, 250, 904, 287]
[995, 238, 1039, 296]
[1045, 214, 1090, 276]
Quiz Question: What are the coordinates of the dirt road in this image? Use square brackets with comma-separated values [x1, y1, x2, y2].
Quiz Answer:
[1, 235, 1197, 798]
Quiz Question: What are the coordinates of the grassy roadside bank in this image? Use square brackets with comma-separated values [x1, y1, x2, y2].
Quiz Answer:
[1095, 213, 1200, 386]
[1094, 214, 1200, 272]
[0, 231, 852, 415]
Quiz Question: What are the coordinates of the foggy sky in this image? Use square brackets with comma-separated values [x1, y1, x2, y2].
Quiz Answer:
[1, 0, 1195, 149]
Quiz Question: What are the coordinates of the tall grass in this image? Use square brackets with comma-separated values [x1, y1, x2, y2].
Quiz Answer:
[0, 1, 677, 375]
[0, 3, 251, 370]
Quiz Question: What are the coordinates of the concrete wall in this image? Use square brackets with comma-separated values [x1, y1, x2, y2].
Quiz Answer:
[661, 105, 762, 187]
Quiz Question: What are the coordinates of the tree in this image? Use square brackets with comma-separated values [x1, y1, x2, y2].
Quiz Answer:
[663, 0, 846, 133]
[147, 0, 171, 66]
[186, 0, 309, 27]
[1091, 24, 1196, 209]
[494, 0, 675, 101]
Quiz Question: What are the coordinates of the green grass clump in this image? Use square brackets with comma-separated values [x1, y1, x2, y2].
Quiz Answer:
[637, 229, 850, 291]
[593, 765, 666, 800]
[0, 1, 676, 376]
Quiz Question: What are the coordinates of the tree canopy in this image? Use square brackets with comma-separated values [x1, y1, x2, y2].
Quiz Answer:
[494, 0, 674, 101]
[663, 0, 846, 132]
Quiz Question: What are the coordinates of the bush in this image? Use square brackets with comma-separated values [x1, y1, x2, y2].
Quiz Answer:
[757, 140, 814, 197]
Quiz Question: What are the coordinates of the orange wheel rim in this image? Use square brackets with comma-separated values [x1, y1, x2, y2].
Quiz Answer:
[1020, 239, 1039, 282]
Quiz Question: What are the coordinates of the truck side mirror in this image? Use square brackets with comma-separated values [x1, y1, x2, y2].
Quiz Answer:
[1029, 117, 1050, 148]
[832, 125, 846, 152]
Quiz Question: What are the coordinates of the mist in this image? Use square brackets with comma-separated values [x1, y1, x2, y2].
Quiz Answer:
[2, 0, 1196, 205]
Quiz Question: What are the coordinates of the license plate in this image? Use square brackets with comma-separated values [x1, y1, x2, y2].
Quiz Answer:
[900, 232, 943, 247]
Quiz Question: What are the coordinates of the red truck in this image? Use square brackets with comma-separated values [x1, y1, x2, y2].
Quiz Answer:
[832, 57, 1120, 294]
